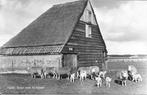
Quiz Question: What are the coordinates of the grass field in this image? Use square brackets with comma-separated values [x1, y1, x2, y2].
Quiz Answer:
[0, 60, 147, 95]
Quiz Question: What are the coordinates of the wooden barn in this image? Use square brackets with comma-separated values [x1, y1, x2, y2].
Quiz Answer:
[0, 0, 107, 72]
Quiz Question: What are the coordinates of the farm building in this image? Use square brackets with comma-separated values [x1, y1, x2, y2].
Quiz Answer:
[0, 0, 107, 72]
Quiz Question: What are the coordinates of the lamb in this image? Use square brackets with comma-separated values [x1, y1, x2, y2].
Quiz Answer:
[132, 73, 142, 82]
[117, 70, 128, 86]
[29, 66, 44, 79]
[128, 65, 138, 81]
[55, 67, 71, 80]
[43, 67, 57, 79]
[79, 70, 87, 81]
[70, 73, 76, 82]
[78, 66, 99, 80]
[105, 77, 112, 87]
[95, 75, 102, 88]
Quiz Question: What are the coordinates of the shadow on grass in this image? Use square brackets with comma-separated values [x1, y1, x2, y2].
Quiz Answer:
[114, 79, 122, 86]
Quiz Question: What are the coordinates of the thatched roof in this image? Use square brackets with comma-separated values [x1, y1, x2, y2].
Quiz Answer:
[0, 0, 88, 55]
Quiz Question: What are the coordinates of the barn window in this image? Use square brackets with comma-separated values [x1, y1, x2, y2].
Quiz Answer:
[69, 47, 73, 51]
[85, 24, 92, 38]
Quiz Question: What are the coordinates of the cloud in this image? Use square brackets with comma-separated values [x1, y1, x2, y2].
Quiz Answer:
[0, 0, 76, 46]
[0, 0, 51, 46]
[104, 26, 142, 42]
[106, 41, 147, 54]
[91, 0, 128, 9]
[94, 1, 147, 54]
[95, 1, 147, 42]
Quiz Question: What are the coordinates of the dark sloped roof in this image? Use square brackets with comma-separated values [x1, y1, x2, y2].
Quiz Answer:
[3, 0, 88, 48]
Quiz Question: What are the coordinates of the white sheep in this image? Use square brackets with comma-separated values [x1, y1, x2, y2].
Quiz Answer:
[43, 67, 57, 79]
[132, 73, 142, 82]
[80, 70, 87, 81]
[105, 77, 112, 87]
[117, 70, 128, 86]
[128, 65, 137, 76]
[95, 76, 102, 88]
[70, 73, 76, 82]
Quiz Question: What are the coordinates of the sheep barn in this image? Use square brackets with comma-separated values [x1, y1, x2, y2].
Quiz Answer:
[0, 0, 107, 72]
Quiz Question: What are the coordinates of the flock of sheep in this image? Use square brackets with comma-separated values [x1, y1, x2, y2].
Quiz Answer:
[29, 65, 142, 88]
[116, 65, 142, 86]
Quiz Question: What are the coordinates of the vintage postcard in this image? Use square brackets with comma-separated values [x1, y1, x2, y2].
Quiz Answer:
[0, 0, 147, 95]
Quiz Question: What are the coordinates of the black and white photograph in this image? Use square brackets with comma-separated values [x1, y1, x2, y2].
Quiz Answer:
[0, 0, 147, 94]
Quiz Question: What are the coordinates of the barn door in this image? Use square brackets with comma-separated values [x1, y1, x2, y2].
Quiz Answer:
[63, 54, 77, 68]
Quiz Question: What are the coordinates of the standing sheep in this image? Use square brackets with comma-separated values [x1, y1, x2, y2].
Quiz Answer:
[105, 77, 112, 87]
[116, 70, 128, 86]
[79, 70, 87, 81]
[95, 75, 102, 88]
[70, 73, 76, 82]
[132, 73, 142, 82]
[128, 65, 138, 81]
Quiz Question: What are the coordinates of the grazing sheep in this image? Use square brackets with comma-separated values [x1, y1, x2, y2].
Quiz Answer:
[95, 75, 102, 88]
[70, 73, 76, 82]
[117, 70, 128, 86]
[80, 70, 87, 81]
[105, 77, 112, 87]
[77, 67, 90, 79]
[56, 67, 71, 80]
[78, 66, 99, 80]
[132, 73, 142, 82]
[43, 67, 57, 79]
[29, 67, 44, 78]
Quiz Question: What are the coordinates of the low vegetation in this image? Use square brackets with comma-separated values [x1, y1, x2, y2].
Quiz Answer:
[0, 60, 147, 95]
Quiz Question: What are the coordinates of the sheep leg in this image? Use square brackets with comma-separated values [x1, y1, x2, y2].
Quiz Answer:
[67, 73, 70, 80]
[58, 74, 60, 80]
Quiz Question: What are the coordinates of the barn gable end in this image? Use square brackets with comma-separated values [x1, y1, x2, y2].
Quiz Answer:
[62, 0, 107, 69]
[80, 0, 97, 25]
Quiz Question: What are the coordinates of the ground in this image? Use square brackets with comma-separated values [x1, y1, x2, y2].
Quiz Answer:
[0, 61, 147, 95]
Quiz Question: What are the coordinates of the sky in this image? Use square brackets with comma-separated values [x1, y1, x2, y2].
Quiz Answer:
[0, 0, 147, 55]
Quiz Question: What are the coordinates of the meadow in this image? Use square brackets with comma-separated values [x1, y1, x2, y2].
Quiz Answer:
[0, 59, 147, 95]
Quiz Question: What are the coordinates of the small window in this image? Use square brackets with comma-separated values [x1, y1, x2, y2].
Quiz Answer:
[69, 47, 73, 51]
[85, 24, 92, 38]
